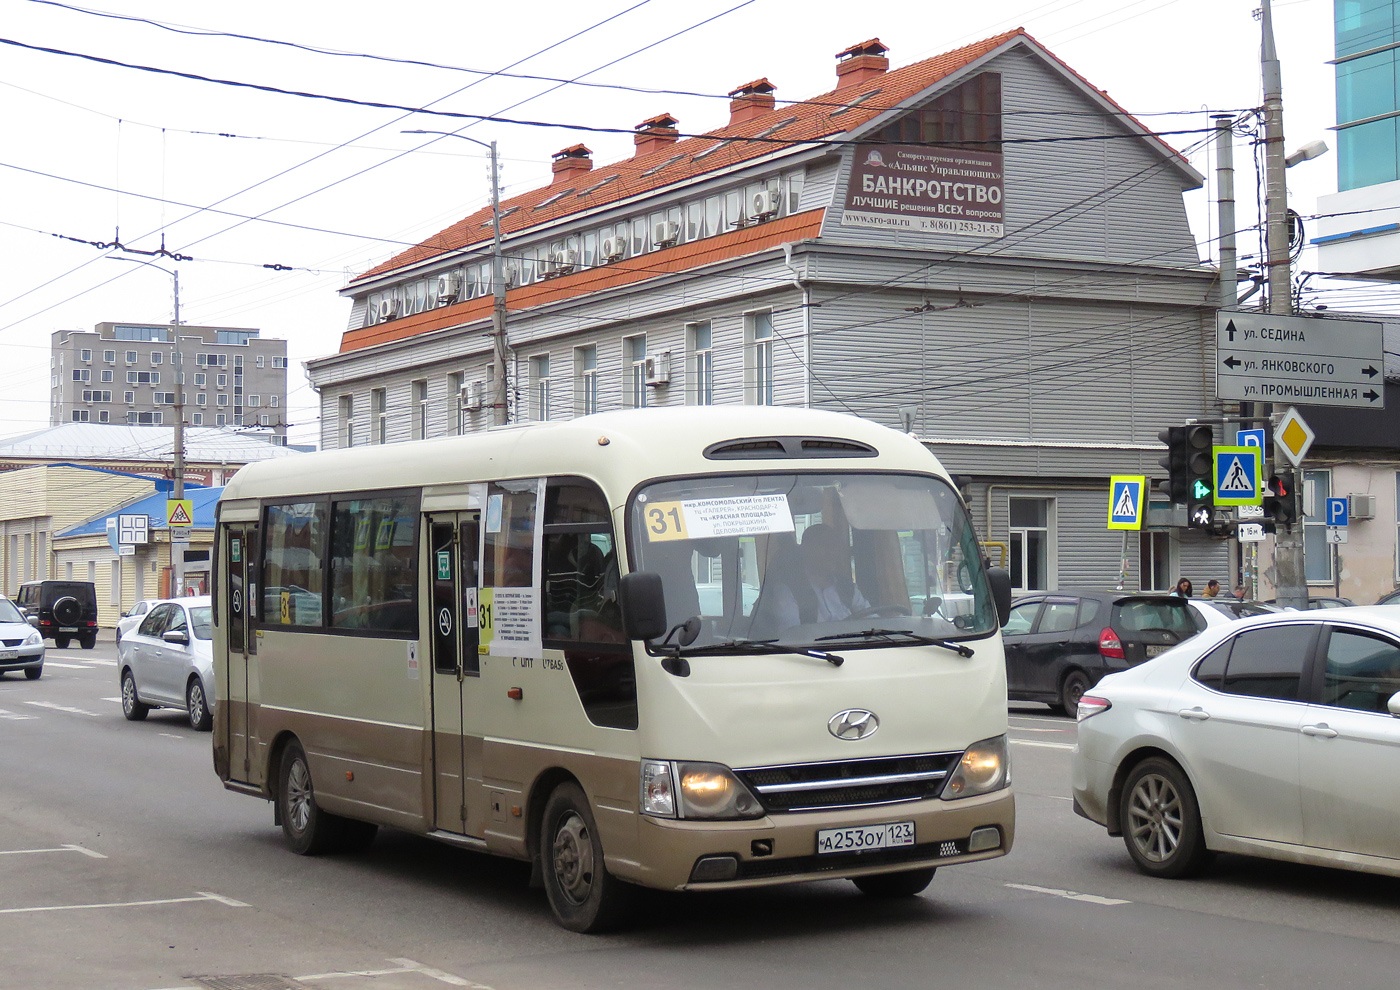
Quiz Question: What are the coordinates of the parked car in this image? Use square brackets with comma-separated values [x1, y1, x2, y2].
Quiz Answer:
[1186, 598, 1281, 630]
[1002, 591, 1199, 714]
[0, 596, 45, 679]
[1264, 596, 1355, 610]
[1374, 589, 1400, 606]
[1073, 607, 1400, 881]
[15, 580, 99, 649]
[118, 596, 215, 731]
[115, 599, 160, 645]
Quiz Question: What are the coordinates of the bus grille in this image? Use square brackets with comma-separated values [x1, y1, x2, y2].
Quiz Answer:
[735, 752, 961, 813]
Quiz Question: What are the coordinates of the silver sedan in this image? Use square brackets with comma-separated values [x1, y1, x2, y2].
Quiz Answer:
[118, 596, 215, 731]
[1072, 607, 1400, 881]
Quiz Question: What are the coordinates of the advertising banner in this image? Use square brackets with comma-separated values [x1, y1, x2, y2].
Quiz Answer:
[840, 144, 1004, 238]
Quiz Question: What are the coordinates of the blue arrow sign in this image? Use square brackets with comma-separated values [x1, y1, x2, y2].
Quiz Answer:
[1326, 497, 1349, 527]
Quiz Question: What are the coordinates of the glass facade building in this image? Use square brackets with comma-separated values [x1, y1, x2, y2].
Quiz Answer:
[1336, 0, 1400, 190]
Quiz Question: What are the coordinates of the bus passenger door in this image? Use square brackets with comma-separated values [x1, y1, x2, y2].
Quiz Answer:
[428, 512, 480, 834]
[224, 523, 257, 783]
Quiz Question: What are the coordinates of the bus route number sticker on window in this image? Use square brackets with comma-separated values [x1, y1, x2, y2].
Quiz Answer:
[645, 494, 795, 542]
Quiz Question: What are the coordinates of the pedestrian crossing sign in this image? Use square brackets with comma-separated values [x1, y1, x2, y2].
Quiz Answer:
[1107, 475, 1146, 530]
[1212, 446, 1262, 507]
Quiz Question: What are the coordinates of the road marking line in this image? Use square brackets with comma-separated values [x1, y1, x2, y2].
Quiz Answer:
[46, 654, 101, 661]
[1011, 726, 1075, 733]
[0, 707, 36, 720]
[388, 958, 493, 988]
[0, 891, 249, 915]
[23, 700, 100, 717]
[43, 662, 88, 669]
[1005, 882, 1130, 906]
[1009, 739, 1075, 750]
[0, 844, 106, 858]
[102, 697, 122, 703]
[85, 659, 117, 666]
[160, 733, 185, 740]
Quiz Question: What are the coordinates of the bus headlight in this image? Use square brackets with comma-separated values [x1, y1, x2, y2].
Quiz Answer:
[640, 761, 764, 819]
[941, 735, 1010, 799]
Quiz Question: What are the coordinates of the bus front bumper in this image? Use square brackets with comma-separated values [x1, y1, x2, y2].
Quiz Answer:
[629, 788, 1015, 891]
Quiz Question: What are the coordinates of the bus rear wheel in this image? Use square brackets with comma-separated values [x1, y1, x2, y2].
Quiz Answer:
[541, 781, 633, 933]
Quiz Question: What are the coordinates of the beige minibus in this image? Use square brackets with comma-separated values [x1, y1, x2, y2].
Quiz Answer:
[213, 406, 1015, 931]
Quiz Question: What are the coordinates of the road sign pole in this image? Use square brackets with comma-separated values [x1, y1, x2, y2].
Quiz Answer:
[1271, 408, 1308, 609]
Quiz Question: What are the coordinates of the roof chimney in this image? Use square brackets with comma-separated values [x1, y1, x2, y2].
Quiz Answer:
[728, 78, 776, 125]
[835, 38, 889, 90]
[550, 144, 593, 184]
[634, 113, 680, 158]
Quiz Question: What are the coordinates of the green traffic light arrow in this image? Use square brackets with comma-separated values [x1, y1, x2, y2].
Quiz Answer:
[1192, 480, 1212, 499]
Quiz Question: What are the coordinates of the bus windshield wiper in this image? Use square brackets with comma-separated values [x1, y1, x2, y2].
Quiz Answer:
[684, 638, 844, 666]
[814, 627, 975, 658]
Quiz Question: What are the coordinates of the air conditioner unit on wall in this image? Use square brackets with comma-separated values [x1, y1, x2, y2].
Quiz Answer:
[1349, 493, 1377, 520]
[462, 381, 485, 411]
[377, 299, 399, 323]
[436, 273, 462, 304]
[652, 221, 679, 248]
[643, 350, 671, 386]
[601, 237, 624, 263]
[751, 188, 780, 220]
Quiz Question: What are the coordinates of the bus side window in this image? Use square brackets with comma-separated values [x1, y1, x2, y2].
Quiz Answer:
[328, 494, 420, 634]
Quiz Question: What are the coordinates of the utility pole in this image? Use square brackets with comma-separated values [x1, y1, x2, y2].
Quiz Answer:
[1260, 0, 1307, 608]
[401, 130, 510, 426]
[172, 269, 186, 597]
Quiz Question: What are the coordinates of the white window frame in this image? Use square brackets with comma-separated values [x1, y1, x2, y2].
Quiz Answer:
[411, 379, 428, 439]
[574, 346, 598, 416]
[1303, 468, 1334, 584]
[1008, 495, 1057, 594]
[624, 335, 647, 409]
[371, 388, 387, 444]
[529, 355, 551, 422]
[745, 310, 775, 406]
[687, 321, 713, 406]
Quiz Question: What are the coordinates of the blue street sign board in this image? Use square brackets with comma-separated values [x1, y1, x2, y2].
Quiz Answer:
[1107, 475, 1146, 530]
[1326, 497, 1349, 527]
[1213, 446, 1262, 506]
[1236, 428, 1266, 449]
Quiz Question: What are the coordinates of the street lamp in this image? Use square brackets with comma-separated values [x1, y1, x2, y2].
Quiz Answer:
[402, 129, 509, 427]
[107, 257, 187, 595]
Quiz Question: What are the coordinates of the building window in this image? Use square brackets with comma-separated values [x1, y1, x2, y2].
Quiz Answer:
[126, 411, 162, 425]
[1303, 469, 1334, 583]
[151, 352, 163, 365]
[72, 369, 90, 383]
[124, 391, 135, 404]
[271, 395, 279, 408]
[101, 369, 113, 383]
[153, 392, 175, 405]
[217, 374, 227, 388]
[125, 350, 137, 364]
[195, 373, 206, 386]
[625, 335, 647, 409]
[260, 414, 271, 426]
[273, 356, 287, 369]
[1138, 527, 1172, 591]
[746, 311, 775, 406]
[687, 321, 713, 406]
[1009, 497, 1053, 593]
[371, 388, 387, 443]
[339, 394, 356, 447]
[248, 395, 261, 407]
[574, 346, 598, 416]
[196, 393, 207, 406]
[529, 355, 551, 421]
[447, 372, 465, 435]
[80, 348, 92, 362]
[103, 350, 115, 363]
[71, 410, 89, 422]
[216, 394, 228, 407]
[411, 379, 428, 439]
[193, 412, 203, 426]
[256, 354, 265, 368]
[98, 410, 109, 423]
[879, 72, 1002, 152]
[216, 413, 226, 426]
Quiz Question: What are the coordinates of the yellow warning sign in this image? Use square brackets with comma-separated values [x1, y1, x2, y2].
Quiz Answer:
[166, 499, 194, 527]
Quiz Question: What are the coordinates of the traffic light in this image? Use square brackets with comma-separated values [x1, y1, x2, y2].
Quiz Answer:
[1157, 427, 1188, 502]
[1263, 471, 1300, 531]
[1184, 425, 1214, 529]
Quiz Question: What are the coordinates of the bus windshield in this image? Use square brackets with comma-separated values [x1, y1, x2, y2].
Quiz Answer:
[628, 472, 997, 652]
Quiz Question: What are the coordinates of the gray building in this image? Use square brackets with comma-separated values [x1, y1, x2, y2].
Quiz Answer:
[307, 30, 1233, 594]
[51, 322, 290, 441]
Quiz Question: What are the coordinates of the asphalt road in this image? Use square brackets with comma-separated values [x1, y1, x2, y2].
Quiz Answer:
[3, 641, 1399, 990]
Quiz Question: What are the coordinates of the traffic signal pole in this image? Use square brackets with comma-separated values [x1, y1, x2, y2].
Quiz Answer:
[1261, 0, 1308, 608]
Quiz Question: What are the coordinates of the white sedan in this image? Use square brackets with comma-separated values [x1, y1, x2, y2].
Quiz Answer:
[1184, 598, 1281, 630]
[115, 599, 160, 645]
[1072, 607, 1400, 880]
[118, 596, 215, 731]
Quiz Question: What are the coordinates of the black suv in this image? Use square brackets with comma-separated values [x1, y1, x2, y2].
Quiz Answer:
[16, 580, 99, 649]
[1002, 590, 1199, 713]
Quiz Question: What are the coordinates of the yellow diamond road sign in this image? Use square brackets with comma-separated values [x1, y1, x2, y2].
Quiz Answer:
[166, 499, 194, 528]
[1275, 407, 1315, 468]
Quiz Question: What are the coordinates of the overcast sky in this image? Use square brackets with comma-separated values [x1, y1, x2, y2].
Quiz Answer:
[0, 0, 1362, 446]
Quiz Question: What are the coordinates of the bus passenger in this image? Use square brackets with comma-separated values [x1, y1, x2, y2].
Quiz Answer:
[765, 523, 870, 629]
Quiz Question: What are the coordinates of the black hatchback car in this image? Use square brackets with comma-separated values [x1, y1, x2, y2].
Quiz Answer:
[1002, 590, 1199, 713]
[15, 580, 99, 649]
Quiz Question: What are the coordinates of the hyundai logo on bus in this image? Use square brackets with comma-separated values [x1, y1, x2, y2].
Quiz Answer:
[829, 709, 880, 741]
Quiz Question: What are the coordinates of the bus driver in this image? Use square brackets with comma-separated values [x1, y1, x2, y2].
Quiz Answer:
[766, 523, 870, 629]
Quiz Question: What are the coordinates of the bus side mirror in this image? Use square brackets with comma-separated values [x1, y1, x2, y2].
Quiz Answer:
[987, 567, 1013, 627]
[619, 571, 668, 641]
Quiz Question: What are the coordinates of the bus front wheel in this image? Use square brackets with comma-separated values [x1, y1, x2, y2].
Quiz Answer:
[279, 739, 339, 855]
[540, 782, 633, 933]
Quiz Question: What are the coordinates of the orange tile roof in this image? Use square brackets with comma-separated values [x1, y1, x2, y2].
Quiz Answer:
[353, 28, 1030, 286]
[339, 208, 826, 353]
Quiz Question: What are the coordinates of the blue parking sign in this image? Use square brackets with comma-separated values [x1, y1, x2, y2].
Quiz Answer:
[1213, 446, 1261, 507]
[1326, 497, 1349, 527]
[1107, 475, 1145, 530]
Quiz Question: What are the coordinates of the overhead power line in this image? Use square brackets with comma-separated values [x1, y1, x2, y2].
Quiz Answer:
[0, 36, 1223, 150]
